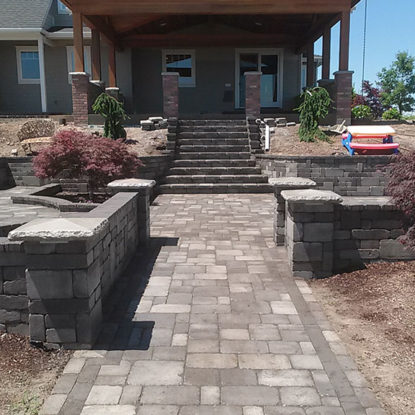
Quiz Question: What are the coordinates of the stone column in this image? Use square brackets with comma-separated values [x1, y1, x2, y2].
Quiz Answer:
[71, 72, 89, 126]
[281, 189, 342, 278]
[162, 72, 179, 119]
[107, 178, 156, 245]
[269, 178, 316, 246]
[105, 87, 120, 101]
[334, 70, 353, 125]
[245, 72, 261, 119]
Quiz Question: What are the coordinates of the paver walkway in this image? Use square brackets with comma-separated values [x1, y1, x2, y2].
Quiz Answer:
[42, 194, 385, 415]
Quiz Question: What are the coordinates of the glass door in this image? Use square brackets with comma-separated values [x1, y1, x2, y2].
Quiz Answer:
[236, 50, 281, 109]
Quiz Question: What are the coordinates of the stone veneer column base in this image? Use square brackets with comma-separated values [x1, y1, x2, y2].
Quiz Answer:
[162, 72, 179, 119]
[70, 72, 89, 126]
[105, 87, 120, 100]
[334, 71, 353, 125]
[245, 72, 261, 119]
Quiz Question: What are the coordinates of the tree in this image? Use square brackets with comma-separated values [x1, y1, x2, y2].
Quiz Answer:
[378, 52, 415, 115]
[352, 81, 384, 119]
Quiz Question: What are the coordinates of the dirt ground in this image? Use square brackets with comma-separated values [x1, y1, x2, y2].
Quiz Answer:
[311, 261, 415, 415]
[269, 123, 415, 156]
[0, 332, 71, 414]
[0, 119, 167, 158]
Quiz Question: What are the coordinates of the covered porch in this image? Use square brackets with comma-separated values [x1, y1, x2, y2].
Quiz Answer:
[62, 0, 357, 124]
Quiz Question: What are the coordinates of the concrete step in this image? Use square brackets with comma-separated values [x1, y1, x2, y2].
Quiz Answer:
[172, 159, 256, 167]
[179, 145, 250, 153]
[179, 132, 248, 139]
[177, 138, 249, 146]
[158, 183, 273, 194]
[179, 120, 246, 127]
[168, 167, 262, 175]
[163, 175, 269, 184]
[179, 125, 247, 132]
[177, 152, 251, 160]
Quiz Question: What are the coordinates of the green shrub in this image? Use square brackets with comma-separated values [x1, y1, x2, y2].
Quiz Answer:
[92, 93, 127, 139]
[351, 105, 373, 119]
[382, 108, 401, 120]
[296, 87, 332, 142]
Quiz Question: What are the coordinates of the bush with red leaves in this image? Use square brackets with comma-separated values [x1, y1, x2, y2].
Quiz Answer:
[387, 152, 415, 248]
[33, 129, 143, 190]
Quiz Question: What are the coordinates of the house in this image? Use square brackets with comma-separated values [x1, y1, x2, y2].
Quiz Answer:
[0, 0, 357, 123]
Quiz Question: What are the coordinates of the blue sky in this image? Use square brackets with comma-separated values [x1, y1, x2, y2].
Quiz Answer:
[315, 0, 415, 91]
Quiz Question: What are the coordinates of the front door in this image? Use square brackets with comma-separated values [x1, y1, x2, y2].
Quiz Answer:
[236, 49, 282, 109]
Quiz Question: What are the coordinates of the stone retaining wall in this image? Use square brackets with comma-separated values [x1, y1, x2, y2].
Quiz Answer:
[0, 239, 28, 334]
[138, 155, 171, 180]
[2, 181, 153, 347]
[0, 158, 15, 189]
[257, 155, 392, 196]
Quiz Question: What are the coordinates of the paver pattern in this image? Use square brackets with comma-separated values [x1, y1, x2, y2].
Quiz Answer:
[0, 187, 59, 230]
[42, 194, 385, 415]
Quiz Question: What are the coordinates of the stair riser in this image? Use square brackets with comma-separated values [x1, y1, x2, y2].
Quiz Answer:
[179, 126, 247, 132]
[179, 132, 248, 139]
[164, 176, 269, 184]
[172, 160, 257, 167]
[178, 139, 249, 146]
[178, 153, 251, 160]
[168, 168, 262, 175]
[179, 145, 250, 153]
[179, 120, 246, 127]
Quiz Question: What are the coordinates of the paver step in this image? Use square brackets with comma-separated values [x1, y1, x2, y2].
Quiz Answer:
[12, 176, 46, 186]
[168, 167, 262, 175]
[163, 175, 269, 184]
[179, 125, 247, 132]
[179, 132, 248, 139]
[179, 120, 246, 126]
[179, 145, 250, 152]
[158, 183, 273, 194]
[172, 159, 256, 167]
[177, 138, 249, 146]
[177, 152, 251, 160]
[8, 162, 33, 168]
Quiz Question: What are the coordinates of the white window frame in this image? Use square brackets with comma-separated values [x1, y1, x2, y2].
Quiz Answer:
[58, 1, 71, 14]
[235, 48, 284, 109]
[66, 46, 91, 83]
[162, 49, 196, 88]
[16, 46, 40, 84]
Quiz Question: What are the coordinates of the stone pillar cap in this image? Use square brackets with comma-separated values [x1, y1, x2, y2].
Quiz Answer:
[334, 70, 354, 75]
[245, 71, 262, 75]
[161, 72, 179, 76]
[105, 87, 120, 91]
[107, 178, 156, 190]
[269, 177, 316, 188]
[9, 217, 108, 242]
[69, 72, 89, 76]
[281, 189, 343, 204]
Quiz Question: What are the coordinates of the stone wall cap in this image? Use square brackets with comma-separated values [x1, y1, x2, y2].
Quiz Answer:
[69, 72, 89, 76]
[107, 178, 156, 190]
[341, 196, 393, 207]
[9, 217, 108, 242]
[269, 177, 316, 188]
[281, 189, 343, 204]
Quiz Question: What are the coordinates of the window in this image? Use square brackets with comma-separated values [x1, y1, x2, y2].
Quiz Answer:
[16, 46, 40, 84]
[162, 50, 195, 87]
[66, 46, 91, 83]
[57, 1, 71, 14]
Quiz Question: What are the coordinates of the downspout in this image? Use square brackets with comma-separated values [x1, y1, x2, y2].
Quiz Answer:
[37, 36, 47, 113]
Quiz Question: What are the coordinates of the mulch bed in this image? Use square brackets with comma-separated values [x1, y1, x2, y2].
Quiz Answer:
[0, 332, 71, 414]
[311, 261, 415, 415]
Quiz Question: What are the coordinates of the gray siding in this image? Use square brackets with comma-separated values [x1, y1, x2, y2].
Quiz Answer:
[0, 41, 42, 114]
[132, 47, 302, 115]
[46, 0, 73, 29]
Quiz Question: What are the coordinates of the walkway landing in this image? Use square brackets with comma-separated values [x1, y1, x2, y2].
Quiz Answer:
[42, 194, 385, 415]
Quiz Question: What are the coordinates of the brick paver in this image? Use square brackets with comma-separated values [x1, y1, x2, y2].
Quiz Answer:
[41, 194, 385, 415]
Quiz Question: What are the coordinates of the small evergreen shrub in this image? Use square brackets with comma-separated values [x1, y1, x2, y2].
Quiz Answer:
[296, 87, 332, 142]
[34, 129, 143, 191]
[92, 93, 127, 139]
[351, 105, 373, 119]
[382, 107, 401, 120]
[387, 152, 415, 249]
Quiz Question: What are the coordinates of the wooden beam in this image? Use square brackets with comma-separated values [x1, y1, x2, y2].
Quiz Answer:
[111, 15, 164, 34]
[339, 10, 350, 71]
[73, 12, 84, 72]
[70, 0, 352, 15]
[306, 41, 315, 87]
[322, 26, 331, 79]
[108, 42, 117, 87]
[83, 15, 118, 47]
[123, 33, 299, 47]
[91, 29, 101, 80]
